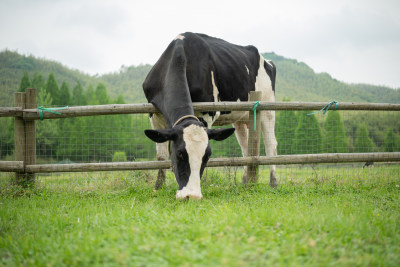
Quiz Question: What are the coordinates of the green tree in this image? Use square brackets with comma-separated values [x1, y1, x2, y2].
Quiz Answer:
[95, 83, 110, 104]
[36, 89, 59, 158]
[292, 111, 322, 154]
[45, 73, 60, 105]
[115, 95, 125, 104]
[72, 84, 115, 161]
[384, 129, 399, 152]
[72, 82, 87, 106]
[86, 85, 97, 105]
[323, 111, 348, 153]
[59, 81, 72, 106]
[32, 72, 45, 92]
[354, 126, 373, 153]
[276, 110, 297, 154]
[0, 117, 13, 159]
[113, 94, 136, 159]
[18, 71, 31, 92]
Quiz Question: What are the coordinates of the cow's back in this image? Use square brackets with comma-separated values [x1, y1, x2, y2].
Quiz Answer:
[143, 33, 262, 106]
[182, 32, 260, 103]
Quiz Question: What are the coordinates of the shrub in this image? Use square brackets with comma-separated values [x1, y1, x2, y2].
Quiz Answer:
[112, 151, 127, 162]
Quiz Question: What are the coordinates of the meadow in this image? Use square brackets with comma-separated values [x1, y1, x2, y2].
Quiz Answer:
[1, 165, 399, 266]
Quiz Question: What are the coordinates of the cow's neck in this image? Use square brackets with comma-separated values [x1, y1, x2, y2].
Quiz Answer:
[152, 89, 195, 128]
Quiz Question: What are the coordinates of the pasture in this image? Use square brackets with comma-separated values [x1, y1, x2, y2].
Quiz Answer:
[1, 165, 399, 266]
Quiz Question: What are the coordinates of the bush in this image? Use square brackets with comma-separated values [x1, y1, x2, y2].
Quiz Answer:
[112, 151, 127, 162]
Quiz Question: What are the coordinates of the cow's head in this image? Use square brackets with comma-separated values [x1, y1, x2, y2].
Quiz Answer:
[145, 120, 234, 199]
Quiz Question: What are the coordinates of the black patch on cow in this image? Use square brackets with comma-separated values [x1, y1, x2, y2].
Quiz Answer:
[198, 117, 208, 128]
[264, 60, 276, 92]
[200, 146, 212, 178]
[170, 139, 191, 190]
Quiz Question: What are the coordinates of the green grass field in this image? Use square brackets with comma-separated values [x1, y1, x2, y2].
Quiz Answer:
[1, 165, 399, 266]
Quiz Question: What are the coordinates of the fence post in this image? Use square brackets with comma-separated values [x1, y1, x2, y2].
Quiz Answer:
[14, 92, 26, 185]
[246, 91, 262, 183]
[25, 88, 36, 185]
[13, 88, 36, 186]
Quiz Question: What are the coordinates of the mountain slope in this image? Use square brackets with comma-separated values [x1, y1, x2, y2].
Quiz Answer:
[0, 50, 399, 108]
[263, 52, 400, 103]
[0, 50, 150, 106]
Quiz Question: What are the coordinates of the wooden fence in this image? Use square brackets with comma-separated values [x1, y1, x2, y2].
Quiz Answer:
[1, 88, 400, 186]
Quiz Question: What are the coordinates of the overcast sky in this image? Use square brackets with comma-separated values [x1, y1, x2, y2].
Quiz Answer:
[1, 0, 399, 88]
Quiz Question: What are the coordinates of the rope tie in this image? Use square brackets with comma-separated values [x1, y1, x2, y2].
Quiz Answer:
[252, 101, 260, 131]
[307, 101, 338, 115]
[172, 115, 200, 128]
[38, 106, 68, 120]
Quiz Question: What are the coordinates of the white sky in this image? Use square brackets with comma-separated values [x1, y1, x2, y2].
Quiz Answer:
[1, 0, 400, 88]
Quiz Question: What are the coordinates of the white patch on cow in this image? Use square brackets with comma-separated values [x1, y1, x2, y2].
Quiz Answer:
[202, 114, 214, 129]
[174, 34, 185, 40]
[176, 124, 208, 199]
[255, 54, 278, 185]
[245, 65, 250, 75]
[200, 71, 220, 129]
[214, 98, 248, 126]
[211, 71, 219, 103]
[255, 54, 273, 96]
[150, 113, 169, 161]
[265, 60, 273, 68]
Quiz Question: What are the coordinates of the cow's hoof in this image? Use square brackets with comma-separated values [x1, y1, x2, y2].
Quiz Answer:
[176, 188, 203, 200]
[242, 174, 248, 184]
[270, 170, 277, 188]
[154, 169, 166, 190]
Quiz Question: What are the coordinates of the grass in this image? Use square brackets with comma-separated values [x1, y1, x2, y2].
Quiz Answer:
[0, 165, 399, 266]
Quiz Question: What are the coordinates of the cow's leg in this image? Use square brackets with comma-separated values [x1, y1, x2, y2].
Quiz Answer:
[154, 142, 169, 190]
[232, 121, 249, 183]
[260, 110, 278, 187]
[150, 114, 168, 190]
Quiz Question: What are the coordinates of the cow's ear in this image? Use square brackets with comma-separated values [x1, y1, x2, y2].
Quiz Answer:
[144, 129, 177, 143]
[207, 128, 235, 141]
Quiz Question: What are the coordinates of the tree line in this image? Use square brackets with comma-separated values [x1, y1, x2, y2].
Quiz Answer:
[275, 99, 400, 155]
[1, 71, 156, 162]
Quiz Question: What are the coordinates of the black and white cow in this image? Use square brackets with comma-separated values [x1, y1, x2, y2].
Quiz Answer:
[143, 32, 277, 199]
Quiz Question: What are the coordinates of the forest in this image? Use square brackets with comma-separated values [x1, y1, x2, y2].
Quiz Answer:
[0, 50, 399, 162]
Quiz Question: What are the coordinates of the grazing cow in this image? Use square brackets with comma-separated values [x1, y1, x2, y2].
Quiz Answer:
[143, 32, 277, 199]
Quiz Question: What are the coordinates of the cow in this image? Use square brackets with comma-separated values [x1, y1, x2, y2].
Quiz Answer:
[143, 32, 277, 199]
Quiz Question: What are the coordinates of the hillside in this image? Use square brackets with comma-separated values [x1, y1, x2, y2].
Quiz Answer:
[0, 50, 150, 107]
[0, 50, 399, 108]
[264, 52, 400, 103]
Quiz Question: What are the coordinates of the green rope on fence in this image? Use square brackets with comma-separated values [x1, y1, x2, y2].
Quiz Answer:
[252, 101, 260, 131]
[38, 106, 69, 120]
[307, 101, 338, 116]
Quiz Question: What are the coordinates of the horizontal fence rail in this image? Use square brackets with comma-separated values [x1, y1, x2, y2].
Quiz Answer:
[0, 107, 23, 117]
[0, 161, 24, 172]
[2, 153, 400, 173]
[2, 101, 400, 120]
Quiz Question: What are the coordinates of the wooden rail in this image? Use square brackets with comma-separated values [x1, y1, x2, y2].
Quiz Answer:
[2, 102, 400, 120]
[0, 161, 24, 172]
[1, 153, 399, 173]
[0, 107, 23, 117]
